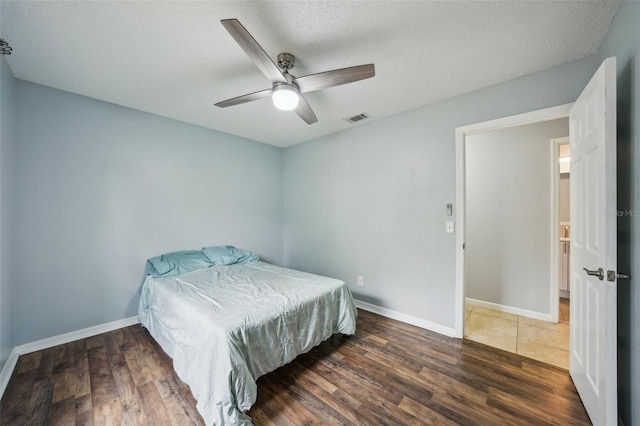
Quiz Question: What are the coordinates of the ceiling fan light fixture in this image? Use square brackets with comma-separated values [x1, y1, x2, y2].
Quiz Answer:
[272, 83, 299, 111]
[216, 19, 374, 124]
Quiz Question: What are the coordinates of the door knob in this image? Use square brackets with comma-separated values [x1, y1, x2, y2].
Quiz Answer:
[583, 267, 604, 281]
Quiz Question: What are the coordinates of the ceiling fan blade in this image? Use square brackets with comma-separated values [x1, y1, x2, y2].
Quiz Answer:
[293, 64, 375, 93]
[295, 95, 318, 125]
[221, 19, 287, 84]
[215, 88, 273, 108]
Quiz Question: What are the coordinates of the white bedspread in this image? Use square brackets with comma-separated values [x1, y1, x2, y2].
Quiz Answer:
[138, 261, 357, 425]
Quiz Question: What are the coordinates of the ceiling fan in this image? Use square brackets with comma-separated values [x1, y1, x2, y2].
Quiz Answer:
[215, 19, 375, 125]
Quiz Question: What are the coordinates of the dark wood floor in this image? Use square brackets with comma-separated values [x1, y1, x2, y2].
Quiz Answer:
[0, 309, 590, 425]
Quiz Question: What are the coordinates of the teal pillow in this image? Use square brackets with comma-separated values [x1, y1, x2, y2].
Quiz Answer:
[146, 250, 213, 277]
[201, 245, 259, 265]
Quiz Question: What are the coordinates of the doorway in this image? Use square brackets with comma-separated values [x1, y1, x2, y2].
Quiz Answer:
[454, 104, 572, 369]
[455, 57, 619, 426]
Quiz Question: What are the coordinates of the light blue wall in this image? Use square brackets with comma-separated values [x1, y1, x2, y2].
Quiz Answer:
[283, 55, 597, 328]
[595, 1, 640, 424]
[0, 57, 16, 369]
[13, 81, 283, 345]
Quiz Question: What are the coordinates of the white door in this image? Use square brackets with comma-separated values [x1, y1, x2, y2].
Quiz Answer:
[569, 57, 617, 426]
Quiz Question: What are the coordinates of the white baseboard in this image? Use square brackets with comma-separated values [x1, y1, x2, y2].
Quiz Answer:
[0, 315, 140, 401]
[14, 316, 140, 356]
[466, 298, 551, 322]
[0, 350, 19, 400]
[354, 299, 456, 337]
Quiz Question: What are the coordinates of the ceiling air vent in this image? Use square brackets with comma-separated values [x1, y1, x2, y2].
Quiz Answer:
[345, 113, 370, 124]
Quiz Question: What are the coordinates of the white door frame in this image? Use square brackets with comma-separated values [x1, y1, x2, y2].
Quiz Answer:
[454, 103, 573, 338]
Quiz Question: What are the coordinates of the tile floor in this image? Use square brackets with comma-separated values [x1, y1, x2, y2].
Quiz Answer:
[464, 302, 570, 370]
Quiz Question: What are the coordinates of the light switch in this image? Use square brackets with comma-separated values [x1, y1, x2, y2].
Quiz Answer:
[445, 221, 455, 234]
[447, 203, 453, 216]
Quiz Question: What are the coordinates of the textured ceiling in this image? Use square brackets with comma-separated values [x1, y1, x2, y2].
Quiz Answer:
[0, 1, 620, 147]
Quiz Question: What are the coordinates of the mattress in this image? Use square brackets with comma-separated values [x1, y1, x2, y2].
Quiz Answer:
[138, 260, 357, 425]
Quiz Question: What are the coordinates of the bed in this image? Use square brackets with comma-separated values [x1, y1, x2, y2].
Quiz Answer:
[138, 246, 357, 425]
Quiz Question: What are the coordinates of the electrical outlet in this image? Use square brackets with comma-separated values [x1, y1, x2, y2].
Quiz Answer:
[356, 276, 364, 287]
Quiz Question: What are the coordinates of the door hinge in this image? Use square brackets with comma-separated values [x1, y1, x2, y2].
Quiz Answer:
[607, 270, 631, 281]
